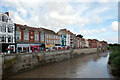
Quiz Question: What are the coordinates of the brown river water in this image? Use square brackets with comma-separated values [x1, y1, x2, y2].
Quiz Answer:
[10, 51, 115, 78]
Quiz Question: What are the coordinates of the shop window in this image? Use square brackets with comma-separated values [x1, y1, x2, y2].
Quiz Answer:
[34, 47, 37, 50]
[28, 47, 29, 52]
[23, 47, 28, 52]
[30, 47, 33, 50]
[18, 47, 22, 53]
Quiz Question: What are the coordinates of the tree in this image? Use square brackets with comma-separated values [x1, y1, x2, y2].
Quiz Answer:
[76, 34, 83, 38]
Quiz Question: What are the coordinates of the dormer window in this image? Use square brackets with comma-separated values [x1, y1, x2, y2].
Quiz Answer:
[2, 15, 8, 22]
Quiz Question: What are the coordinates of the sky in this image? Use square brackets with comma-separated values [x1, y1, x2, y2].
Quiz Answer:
[0, 0, 119, 44]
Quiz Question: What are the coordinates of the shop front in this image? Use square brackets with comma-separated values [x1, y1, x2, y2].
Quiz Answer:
[55, 44, 61, 50]
[1, 43, 15, 54]
[45, 44, 55, 51]
[16, 44, 45, 53]
[16, 44, 30, 53]
[8, 45, 15, 54]
[30, 44, 40, 52]
[39, 44, 45, 51]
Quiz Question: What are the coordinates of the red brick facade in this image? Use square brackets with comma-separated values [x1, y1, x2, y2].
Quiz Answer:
[21, 30, 24, 42]
[29, 31, 35, 42]
[15, 24, 42, 43]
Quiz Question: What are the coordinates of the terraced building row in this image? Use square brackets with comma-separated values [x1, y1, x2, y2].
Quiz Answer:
[0, 12, 108, 53]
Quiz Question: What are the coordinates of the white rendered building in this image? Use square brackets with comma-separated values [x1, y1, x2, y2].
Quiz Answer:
[0, 12, 15, 53]
[66, 33, 70, 47]
[85, 39, 89, 48]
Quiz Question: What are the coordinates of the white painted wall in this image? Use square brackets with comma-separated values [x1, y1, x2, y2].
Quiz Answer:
[66, 33, 70, 47]
[85, 39, 89, 47]
[0, 13, 15, 44]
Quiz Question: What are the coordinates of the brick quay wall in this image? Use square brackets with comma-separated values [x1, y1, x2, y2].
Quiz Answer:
[1, 48, 104, 78]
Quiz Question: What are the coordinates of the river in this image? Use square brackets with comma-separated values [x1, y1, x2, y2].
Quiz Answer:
[10, 51, 115, 78]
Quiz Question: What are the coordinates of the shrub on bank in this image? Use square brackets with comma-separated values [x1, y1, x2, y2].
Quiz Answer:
[109, 50, 120, 64]
[111, 56, 120, 76]
[108, 46, 120, 77]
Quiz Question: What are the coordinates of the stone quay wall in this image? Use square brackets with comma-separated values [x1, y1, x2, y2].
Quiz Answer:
[2, 48, 100, 78]
[0, 54, 2, 80]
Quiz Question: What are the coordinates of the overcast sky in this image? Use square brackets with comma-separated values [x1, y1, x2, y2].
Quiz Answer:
[0, 0, 119, 44]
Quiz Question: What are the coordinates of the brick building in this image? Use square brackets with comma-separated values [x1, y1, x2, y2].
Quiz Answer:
[41, 28, 60, 51]
[100, 41, 108, 49]
[15, 24, 45, 53]
[58, 29, 76, 48]
[57, 29, 67, 47]
[91, 39, 99, 48]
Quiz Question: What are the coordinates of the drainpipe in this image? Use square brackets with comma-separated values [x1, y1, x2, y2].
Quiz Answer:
[14, 23, 17, 53]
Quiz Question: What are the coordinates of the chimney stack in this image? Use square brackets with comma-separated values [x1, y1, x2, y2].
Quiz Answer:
[5, 12, 9, 16]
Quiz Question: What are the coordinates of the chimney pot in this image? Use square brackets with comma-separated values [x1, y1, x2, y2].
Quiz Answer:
[5, 12, 9, 16]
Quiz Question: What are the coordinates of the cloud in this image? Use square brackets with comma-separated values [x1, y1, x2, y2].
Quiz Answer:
[110, 21, 118, 32]
[9, 10, 27, 25]
[1, 0, 116, 27]
[50, 11, 90, 25]
[17, 7, 27, 17]
[92, 15, 103, 24]
[104, 36, 118, 43]
[1, 0, 118, 43]
[80, 28, 107, 36]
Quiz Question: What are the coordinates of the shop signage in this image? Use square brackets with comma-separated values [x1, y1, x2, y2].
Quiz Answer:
[45, 44, 54, 48]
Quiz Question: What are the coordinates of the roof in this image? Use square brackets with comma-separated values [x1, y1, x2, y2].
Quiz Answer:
[81, 38, 85, 41]
[100, 41, 107, 44]
[88, 39, 92, 41]
[0, 12, 9, 16]
[59, 29, 67, 31]
[92, 39, 98, 41]
[58, 29, 75, 35]
[40, 28, 56, 34]
[15, 23, 41, 32]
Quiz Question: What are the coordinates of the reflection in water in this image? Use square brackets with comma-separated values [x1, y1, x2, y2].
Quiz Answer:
[11, 51, 114, 78]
